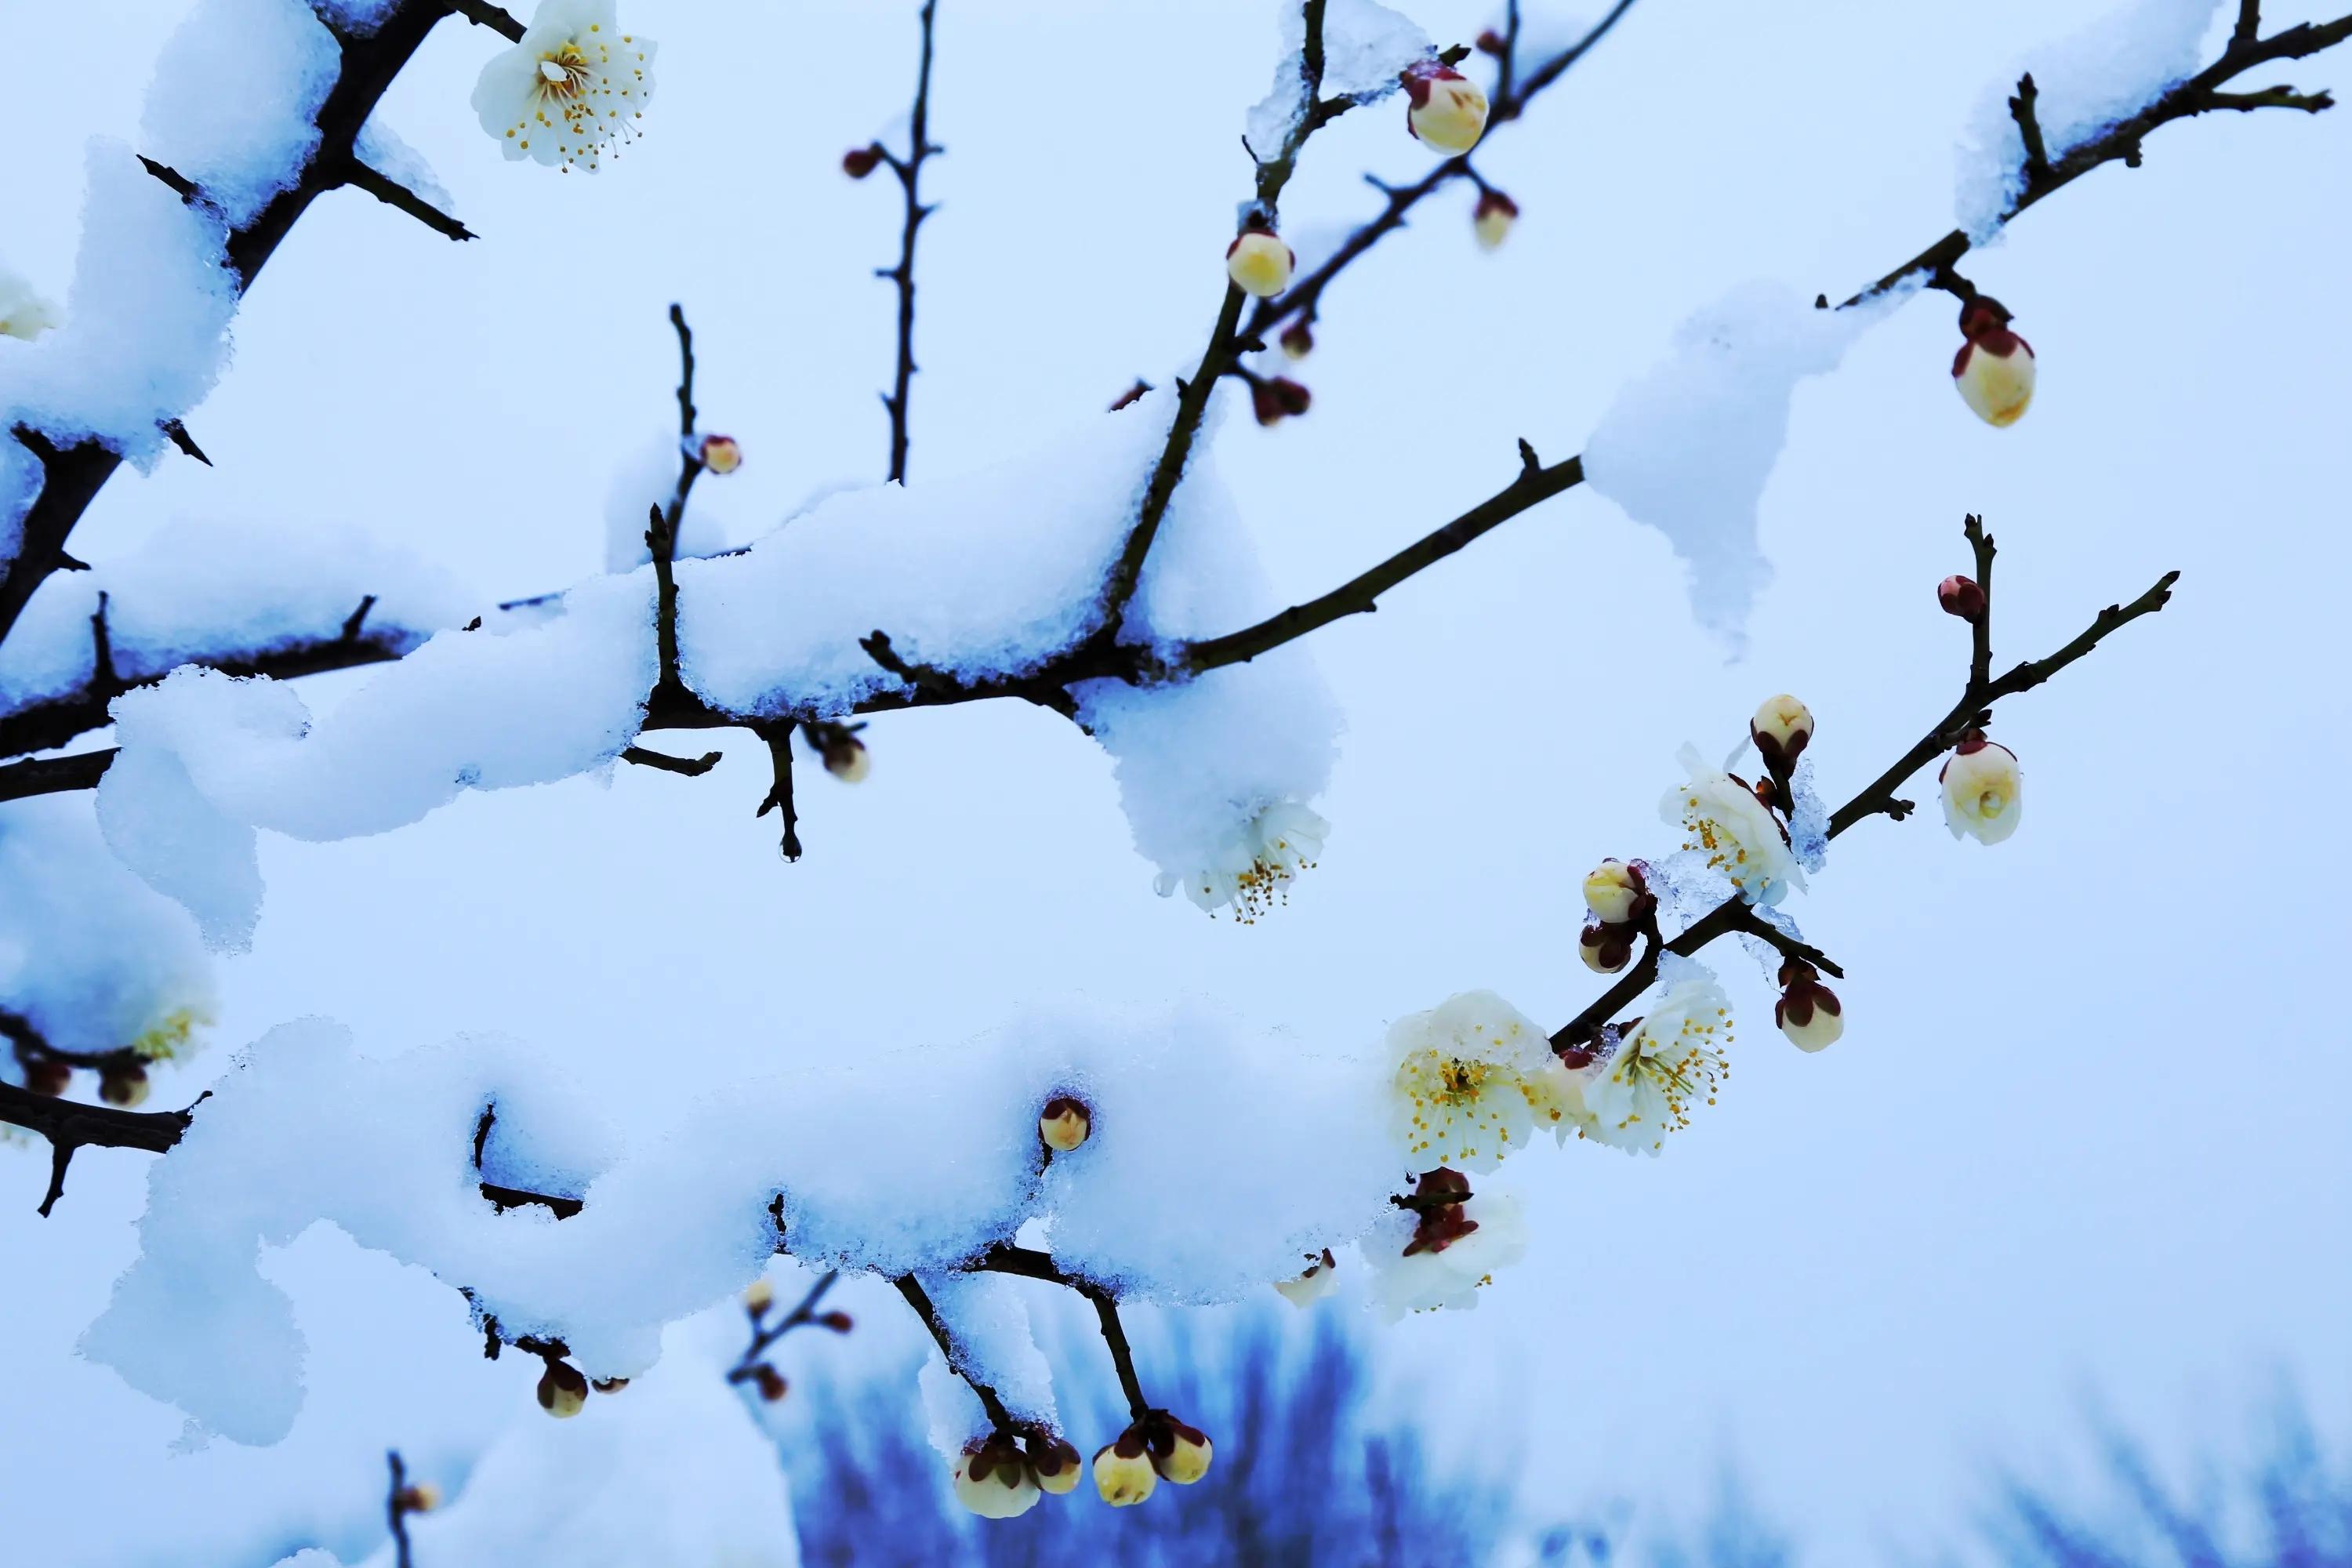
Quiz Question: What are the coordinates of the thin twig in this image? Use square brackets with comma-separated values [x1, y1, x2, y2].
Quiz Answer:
[879, 0, 942, 485]
[441, 0, 524, 41]
[2010, 73, 2052, 187]
[753, 721, 803, 861]
[893, 1274, 1019, 1433]
[725, 1270, 841, 1385]
[387, 1451, 416, 1568]
[620, 745, 723, 776]
[342, 160, 477, 241]
[1083, 1284, 1151, 1422]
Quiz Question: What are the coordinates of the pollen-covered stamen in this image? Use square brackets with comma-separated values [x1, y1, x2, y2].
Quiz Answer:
[536, 45, 593, 100]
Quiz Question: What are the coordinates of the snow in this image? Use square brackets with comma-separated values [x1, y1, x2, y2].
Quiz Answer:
[142, 0, 342, 230]
[604, 434, 729, 573]
[93, 573, 655, 946]
[1247, 0, 1434, 156]
[313, 0, 403, 37]
[1955, 0, 2223, 238]
[1583, 279, 1916, 649]
[1785, 754, 1828, 873]
[354, 115, 450, 213]
[0, 797, 214, 1062]
[0, 142, 240, 467]
[0, 514, 471, 717]
[82, 1000, 1396, 1444]
[914, 1272, 1058, 1453]
[350, 1329, 800, 1568]
[0, 436, 38, 570]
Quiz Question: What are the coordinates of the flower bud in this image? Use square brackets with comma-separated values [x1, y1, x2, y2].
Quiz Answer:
[536, 1361, 589, 1418]
[744, 1278, 775, 1315]
[1578, 921, 1634, 975]
[100, 1063, 151, 1109]
[1775, 963, 1844, 1052]
[953, 1437, 1044, 1519]
[817, 1309, 854, 1333]
[1475, 27, 1508, 54]
[1750, 694, 1813, 773]
[842, 144, 884, 179]
[1403, 60, 1490, 153]
[1279, 321, 1314, 361]
[1093, 1432, 1159, 1507]
[1473, 190, 1519, 251]
[1252, 376, 1312, 426]
[1274, 1248, 1338, 1308]
[394, 1482, 441, 1515]
[24, 1059, 71, 1097]
[1581, 858, 1645, 924]
[1940, 735, 2022, 844]
[592, 1376, 630, 1394]
[1938, 574, 1987, 622]
[1153, 1420, 1214, 1485]
[1026, 1433, 1083, 1495]
[1039, 1095, 1091, 1153]
[822, 735, 870, 783]
[1952, 296, 2035, 427]
[697, 434, 742, 475]
[753, 1363, 789, 1403]
[1225, 224, 1295, 299]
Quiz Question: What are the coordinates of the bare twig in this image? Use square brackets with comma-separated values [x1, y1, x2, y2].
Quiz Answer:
[752, 721, 803, 861]
[894, 1273, 1019, 1433]
[1083, 1283, 1151, 1422]
[621, 745, 723, 777]
[2010, 73, 2052, 187]
[441, 0, 524, 41]
[725, 1269, 841, 1388]
[387, 1451, 416, 1568]
[342, 159, 477, 241]
[877, 0, 942, 484]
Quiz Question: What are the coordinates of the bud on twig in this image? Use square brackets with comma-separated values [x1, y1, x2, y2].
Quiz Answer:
[393, 1482, 441, 1515]
[1749, 694, 1814, 775]
[24, 1059, 71, 1097]
[842, 144, 884, 179]
[1027, 1433, 1083, 1495]
[1774, 960, 1844, 1052]
[1039, 1095, 1091, 1152]
[592, 1376, 630, 1394]
[1938, 573, 1987, 622]
[1226, 214, 1295, 299]
[536, 1360, 589, 1418]
[1093, 1430, 1159, 1507]
[744, 1278, 775, 1315]
[1581, 858, 1646, 924]
[753, 1363, 789, 1403]
[1953, 296, 2036, 427]
[1473, 190, 1519, 251]
[1578, 920, 1635, 974]
[817, 1310, 855, 1333]
[1278, 321, 1313, 361]
[99, 1062, 151, 1109]
[1475, 28, 1508, 55]
[696, 434, 742, 474]
[1402, 58, 1490, 152]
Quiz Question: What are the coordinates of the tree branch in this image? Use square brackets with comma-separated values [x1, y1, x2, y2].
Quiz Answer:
[387, 1451, 416, 1568]
[878, 0, 942, 485]
[752, 721, 803, 861]
[341, 158, 477, 241]
[620, 744, 722, 776]
[893, 1273, 1019, 1434]
[725, 1269, 841, 1389]
[441, 0, 524, 41]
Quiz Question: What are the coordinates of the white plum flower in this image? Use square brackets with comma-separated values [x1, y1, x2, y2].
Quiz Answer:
[1368, 1186, 1527, 1321]
[1575, 960, 1733, 1154]
[0, 264, 60, 340]
[1662, 742, 1805, 906]
[1941, 736, 2022, 844]
[1154, 800, 1327, 921]
[1386, 989, 1555, 1173]
[472, 0, 657, 172]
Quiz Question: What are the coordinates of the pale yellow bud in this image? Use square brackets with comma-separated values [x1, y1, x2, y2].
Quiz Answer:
[1156, 1421, 1214, 1485]
[536, 1362, 588, 1418]
[1472, 191, 1518, 251]
[1406, 65, 1490, 153]
[699, 434, 742, 474]
[744, 1278, 775, 1314]
[100, 1064, 151, 1109]
[1093, 1436, 1159, 1507]
[1225, 230, 1294, 299]
[1029, 1436, 1083, 1494]
[952, 1440, 1043, 1519]
[1778, 996, 1844, 1052]
[1751, 695, 1812, 751]
[1038, 1095, 1091, 1152]
[396, 1481, 442, 1514]
[1953, 302, 2037, 428]
[1581, 859, 1642, 924]
[1940, 738, 2022, 844]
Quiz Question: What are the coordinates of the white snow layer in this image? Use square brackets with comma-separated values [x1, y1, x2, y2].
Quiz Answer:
[142, 0, 343, 230]
[0, 514, 471, 715]
[916, 1272, 1059, 1455]
[354, 115, 451, 213]
[604, 434, 729, 573]
[350, 1330, 800, 1568]
[1247, 0, 1434, 154]
[1583, 280, 1915, 648]
[0, 797, 215, 1061]
[1955, 0, 2222, 237]
[0, 142, 241, 466]
[84, 1002, 1395, 1445]
[88, 390, 1339, 935]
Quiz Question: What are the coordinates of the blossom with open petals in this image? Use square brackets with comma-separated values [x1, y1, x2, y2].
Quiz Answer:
[1662, 743, 1805, 906]
[472, 0, 657, 172]
[1156, 800, 1328, 922]
[1387, 989, 1555, 1173]
[1368, 1180, 1527, 1320]
[1941, 736, 2021, 844]
[1274, 1248, 1339, 1308]
[0, 264, 60, 340]
[1574, 963, 1733, 1154]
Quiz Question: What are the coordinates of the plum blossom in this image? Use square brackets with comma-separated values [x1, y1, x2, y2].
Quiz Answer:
[0, 263, 60, 339]
[1662, 742, 1806, 906]
[472, 0, 657, 172]
[1941, 735, 2022, 844]
[1154, 800, 1327, 921]
[1953, 296, 2036, 426]
[1367, 1177, 1527, 1320]
[1386, 989, 1558, 1173]
[1574, 960, 1733, 1153]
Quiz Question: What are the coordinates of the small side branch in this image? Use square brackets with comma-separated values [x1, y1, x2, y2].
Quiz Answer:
[342, 160, 477, 241]
[753, 721, 803, 861]
[725, 1270, 842, 1388]
[387, 1451, 416, 1568]
[879, 0, 943, 485]
[621, 745, 723, 777]
[443, 0, 525, 41]
[2010, 73, 2052, 187]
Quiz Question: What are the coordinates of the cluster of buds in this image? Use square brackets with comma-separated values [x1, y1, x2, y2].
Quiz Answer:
[1038, 1094, 1091, 1153]
[1225, 212, 1295, 299]
[1275, 1247, 1339, 1308]
[1278, 320, 1314, 361]
[1577, 858, 1656, 975]
[1093, 1411, 1214, 1507]
[1395, 1167, 1478, 1256]
[16, 1054, 153, 1105]
[1248, 373, 1312, 427]
[1940, 731, 2023, 845]
[1952, 295, 2036, 427]
[1402, 57, 1490, 152]
[1938, 572, 1987, 622]
[693, 433, 742, 475]
[841, 143, 886, 179]
[1774, 959, 1844, 1052]
[804, 719, 870, 783]
[950, 1428, 1083, 1519]
[1473, 190, 1519, 251]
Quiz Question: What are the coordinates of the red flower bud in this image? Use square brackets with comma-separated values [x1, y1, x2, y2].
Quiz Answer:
[841, 145, 884, 179]
[1938, 574, 1987, 622]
